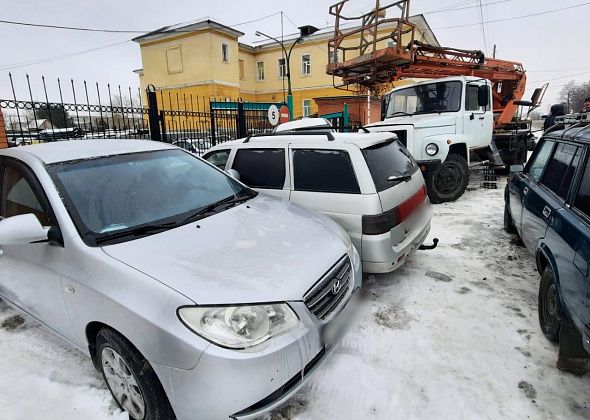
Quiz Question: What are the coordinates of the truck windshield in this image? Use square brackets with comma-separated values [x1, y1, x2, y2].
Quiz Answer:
[386, 81, 462, 118]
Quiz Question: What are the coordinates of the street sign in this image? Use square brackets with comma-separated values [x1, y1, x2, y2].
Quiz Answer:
[267, 105, 280, 126]
[279, 105, 290, 124]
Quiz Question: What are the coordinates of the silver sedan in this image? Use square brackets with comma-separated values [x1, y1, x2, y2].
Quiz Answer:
[0, 140, 361, 420]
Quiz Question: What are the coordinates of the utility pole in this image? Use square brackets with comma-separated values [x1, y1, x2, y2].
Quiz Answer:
[492, 44, 496, 59]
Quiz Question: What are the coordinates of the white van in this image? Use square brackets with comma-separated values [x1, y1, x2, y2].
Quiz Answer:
[203, 131, 434, 273]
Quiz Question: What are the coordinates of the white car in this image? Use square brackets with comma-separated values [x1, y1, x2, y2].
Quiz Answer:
[274, 117, 334, 132]
[203, 131, 433, 273]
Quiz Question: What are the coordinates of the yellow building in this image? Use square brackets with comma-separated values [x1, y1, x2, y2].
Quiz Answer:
[132, 16, 438, 118]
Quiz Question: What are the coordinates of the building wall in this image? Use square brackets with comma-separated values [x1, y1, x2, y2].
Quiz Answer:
[136, 21, 431, 118]
[0, 109, 7, 149]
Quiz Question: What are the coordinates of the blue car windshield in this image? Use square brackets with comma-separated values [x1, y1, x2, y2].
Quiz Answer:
[48, 149, 254, 246]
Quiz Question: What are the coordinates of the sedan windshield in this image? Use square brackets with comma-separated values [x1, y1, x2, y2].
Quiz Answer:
[386, 81, 462, 118]
[48, 149, 254, 246]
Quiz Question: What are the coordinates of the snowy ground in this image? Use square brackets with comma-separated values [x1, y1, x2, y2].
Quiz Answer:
[1, 177, 589, 419]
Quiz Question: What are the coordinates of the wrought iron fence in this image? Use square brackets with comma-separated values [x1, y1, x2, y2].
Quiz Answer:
[1, 74, 279, 155]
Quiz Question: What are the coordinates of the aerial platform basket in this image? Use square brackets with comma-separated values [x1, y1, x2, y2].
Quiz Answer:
[326, 0, 417, 86]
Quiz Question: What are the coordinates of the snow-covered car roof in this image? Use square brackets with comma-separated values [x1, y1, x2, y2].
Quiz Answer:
[274, 118, 333, 132]
[2, 139, 175, 164]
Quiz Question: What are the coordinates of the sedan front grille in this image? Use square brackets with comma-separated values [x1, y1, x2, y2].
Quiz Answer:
[304, 256, 352, 320]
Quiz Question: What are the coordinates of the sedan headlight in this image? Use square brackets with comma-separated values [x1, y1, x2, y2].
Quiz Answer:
[425, 143, 439, 156]
[178, 304, 299, 349]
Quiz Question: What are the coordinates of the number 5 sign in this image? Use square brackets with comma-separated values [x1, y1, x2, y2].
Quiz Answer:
[267, 105, 280, 126]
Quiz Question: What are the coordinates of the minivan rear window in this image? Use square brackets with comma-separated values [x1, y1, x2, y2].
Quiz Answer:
[362, 140, 417, 192]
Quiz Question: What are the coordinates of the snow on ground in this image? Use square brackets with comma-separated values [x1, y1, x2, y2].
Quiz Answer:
[0, 178, 589, 420]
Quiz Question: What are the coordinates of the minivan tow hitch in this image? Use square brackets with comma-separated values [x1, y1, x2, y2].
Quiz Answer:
[419, 238, 439, 251]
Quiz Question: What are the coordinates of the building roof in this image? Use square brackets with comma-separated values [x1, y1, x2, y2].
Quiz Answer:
[132, 19, 245, 44]
[7, 139, 174, 164]
[133, 14, 439, 49]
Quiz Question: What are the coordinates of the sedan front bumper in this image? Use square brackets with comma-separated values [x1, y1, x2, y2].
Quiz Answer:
[152, 251, 363, 420]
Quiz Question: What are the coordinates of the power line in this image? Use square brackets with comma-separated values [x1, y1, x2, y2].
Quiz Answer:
[0, 40, 130, 71]
[434, 1, 590, 29]
[530, 70, 590, 84]
[0, 11, 281, 34]
[426, 0, 511, 14]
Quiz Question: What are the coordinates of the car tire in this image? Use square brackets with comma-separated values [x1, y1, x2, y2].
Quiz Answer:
[538, 268, 561, 343]
[96, 328, 175, 420]
[428, 153, 470, 204]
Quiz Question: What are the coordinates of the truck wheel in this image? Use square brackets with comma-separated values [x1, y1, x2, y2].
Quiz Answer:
[428, 154, 470, 204]
[538, 268, 561, 343]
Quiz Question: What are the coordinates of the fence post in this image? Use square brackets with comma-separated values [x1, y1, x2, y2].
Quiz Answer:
[209, 106, 217, 146]
[237, 100, 247, 138]
[0, 109, 7, 149]
[159, 110, 168, 143]
[146, 84, 161, 142]
[343, 103, 349, 133]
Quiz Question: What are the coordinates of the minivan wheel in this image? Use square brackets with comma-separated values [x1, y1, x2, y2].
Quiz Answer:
[96, 329, 175, 420]
[428, 154, 470, 204]
[538, 268, 561, 343]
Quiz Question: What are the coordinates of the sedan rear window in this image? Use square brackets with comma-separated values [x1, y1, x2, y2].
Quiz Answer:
[362, 140, 417, 191]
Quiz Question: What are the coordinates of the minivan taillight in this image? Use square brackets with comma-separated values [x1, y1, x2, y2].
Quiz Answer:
[362, 185, 427, 235]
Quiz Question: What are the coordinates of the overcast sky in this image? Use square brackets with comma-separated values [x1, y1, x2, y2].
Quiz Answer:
[1, 0, 589, 112]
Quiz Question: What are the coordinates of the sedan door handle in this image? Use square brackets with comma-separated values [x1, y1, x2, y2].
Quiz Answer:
[542, 206, 552, 219]
[479, 116, 485, 120]
[523, 187, 529, 196]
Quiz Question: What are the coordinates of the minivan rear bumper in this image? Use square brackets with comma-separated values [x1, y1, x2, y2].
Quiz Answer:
[361, 205, 431, 273]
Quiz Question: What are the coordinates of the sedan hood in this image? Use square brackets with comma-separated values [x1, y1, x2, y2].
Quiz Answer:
[102, 195, 350, 304]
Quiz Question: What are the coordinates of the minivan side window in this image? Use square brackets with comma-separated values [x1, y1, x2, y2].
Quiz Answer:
[526, 140, 554, 182]
[540, 143, 582, 199]
[203, 150, 230, 169]
[574, 156, 590, 219]
[232, 148, 286, 189]
[293, 149, 360, 194]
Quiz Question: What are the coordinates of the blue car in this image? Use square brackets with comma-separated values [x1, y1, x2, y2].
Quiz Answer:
[504, 126, 590, 368]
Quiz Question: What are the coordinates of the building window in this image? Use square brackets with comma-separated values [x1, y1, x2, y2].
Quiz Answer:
[221, 43, 229, 63]
[329, 51, 339, 64]
[239, 59, 245, 80]
[278, 58, 286, 79]
[301, 54, 311, 76]
[166, 47, 183, 74]
[303, 99, 311, 117]
[257, 61, 265, 81]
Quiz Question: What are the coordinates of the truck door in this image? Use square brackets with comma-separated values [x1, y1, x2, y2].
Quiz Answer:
[522, 142, 582, 252]
[464, 83, 493, 149]
[509, 139, 554, 234]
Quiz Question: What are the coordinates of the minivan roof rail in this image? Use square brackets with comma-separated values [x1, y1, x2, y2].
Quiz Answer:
[243, 131, 336, 143]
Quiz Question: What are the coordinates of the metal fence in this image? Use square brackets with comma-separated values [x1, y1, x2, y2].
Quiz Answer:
[1, 74, 279, 155]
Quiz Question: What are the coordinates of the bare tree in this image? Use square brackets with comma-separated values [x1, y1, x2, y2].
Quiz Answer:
[560, 80, 590, 113]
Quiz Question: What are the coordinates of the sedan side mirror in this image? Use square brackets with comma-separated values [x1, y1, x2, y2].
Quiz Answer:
[510, 164, 524, 173]
[226, 169, 241, 181]
[0, 214, 49, 245]
[478, 85, 489, 108]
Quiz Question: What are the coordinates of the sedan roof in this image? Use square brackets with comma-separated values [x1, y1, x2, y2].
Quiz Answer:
[2, 139, 175, 164]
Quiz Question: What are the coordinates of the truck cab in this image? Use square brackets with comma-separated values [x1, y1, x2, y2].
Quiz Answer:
[365, 76, 493, 203]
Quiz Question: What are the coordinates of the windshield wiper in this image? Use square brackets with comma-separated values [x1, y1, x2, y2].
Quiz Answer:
[389, 111, 413, 117]
[95, 221, 178, 244]
[387, 171, 413, 183]
[183, 193, 252, 223]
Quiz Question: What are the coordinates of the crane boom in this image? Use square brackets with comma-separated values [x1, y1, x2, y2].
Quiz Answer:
[326, 0, 527, 126]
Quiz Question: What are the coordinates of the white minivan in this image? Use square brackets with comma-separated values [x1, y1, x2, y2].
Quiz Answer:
[203, 130, 434, 273]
